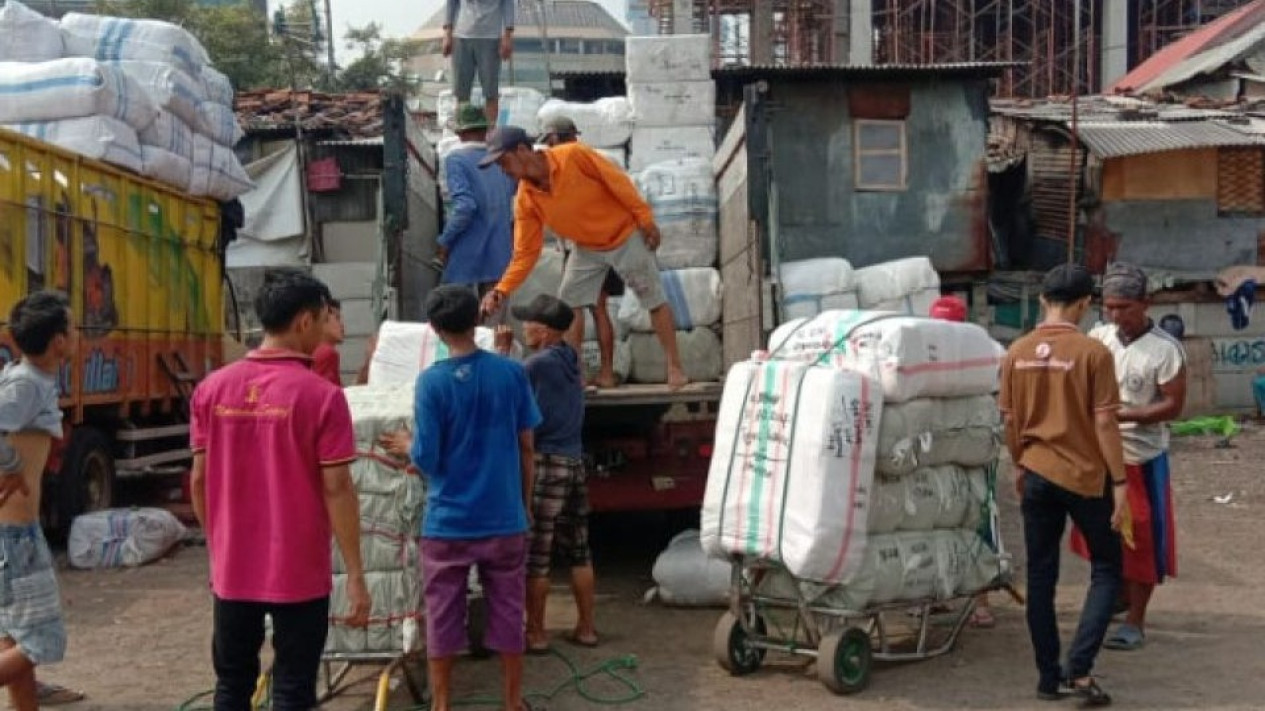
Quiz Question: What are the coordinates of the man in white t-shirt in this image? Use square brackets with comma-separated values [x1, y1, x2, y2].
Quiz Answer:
[1071, 262, 1186, 652]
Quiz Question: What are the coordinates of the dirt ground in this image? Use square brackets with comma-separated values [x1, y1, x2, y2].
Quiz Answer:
[43, 424, 1265, 711]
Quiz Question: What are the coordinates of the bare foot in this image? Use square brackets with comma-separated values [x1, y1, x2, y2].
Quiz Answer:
[667, 367, 689, 391]
[591, 371, 618, 389]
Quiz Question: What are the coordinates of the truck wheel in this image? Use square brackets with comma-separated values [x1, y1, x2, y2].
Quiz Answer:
[52, 427, 115, 535]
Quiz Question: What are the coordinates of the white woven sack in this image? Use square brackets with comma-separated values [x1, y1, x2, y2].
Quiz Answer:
[367, 320, 520, 386]
[648, 529, 730, 607]
[618, 267, 721, 332]
[855, 256, 941, 315]
[140, 110, 195, 159]
[68, 507, 187, 569]
[876, 395, 1000, 475]
[625, 35, 711, 82]
[628, 328, 721, 384]
[112, 60, 204, 128]
[195, 100, 244, 146]
[0, 1, 63, 62]
[629, 126, 714, 173]
[200, 64, 234, 106]
[0, 58, 158, 131]
[768, 310, 1004, 403]
[701, 360, 883, 584]
[637, 158, 718, 269]
[627, 81, 715, 127]
[141, 145, 192, 191]
[60, 13, 211, 76]
[189, 133, 252, 199]
[5, 115, 142, 173]
[779, 257, 860, 321]
[580, 340, 631, 385]
[536, 97, 633, 148]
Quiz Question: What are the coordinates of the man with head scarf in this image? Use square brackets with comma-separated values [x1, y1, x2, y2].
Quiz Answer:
[1071, 262, 1186, 653]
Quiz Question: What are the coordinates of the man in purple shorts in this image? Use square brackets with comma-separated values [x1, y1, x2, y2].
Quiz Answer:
[383, 285, 541, 711]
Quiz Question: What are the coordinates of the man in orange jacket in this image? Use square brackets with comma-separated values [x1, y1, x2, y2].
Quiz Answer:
[477, 126, 687, 389]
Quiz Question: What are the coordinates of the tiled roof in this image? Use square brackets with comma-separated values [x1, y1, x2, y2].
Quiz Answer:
[234, 90, 385, 137]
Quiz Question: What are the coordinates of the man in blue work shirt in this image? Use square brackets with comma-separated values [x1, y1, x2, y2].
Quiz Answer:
[437, 104, 516, 300]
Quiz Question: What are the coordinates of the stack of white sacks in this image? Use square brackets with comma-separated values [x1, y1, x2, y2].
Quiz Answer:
[701, 302, 1008, 609]
[625, 35, 715, 172]
[0, 2, 251, 200]
[777, 255, 943, 321]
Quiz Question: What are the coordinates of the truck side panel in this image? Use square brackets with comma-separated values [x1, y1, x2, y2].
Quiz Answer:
[0, 128, 223, 422]
[716, 99, 765, 369]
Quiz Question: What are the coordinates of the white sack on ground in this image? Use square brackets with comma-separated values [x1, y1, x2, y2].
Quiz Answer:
[855, 256, 941, 316]
[68, 508, 187, 569]
[629, 126, 714, 173]
[618, 268, 721, 332]
[327, 384, 424, 655]
[701, 360, 883, 584]
[627, 81, 716, 127]
[139, 110, 195, 159]
[367, 320, 521, 386]
[0, 1, 63, 62]
[625, 35, 712, 83]
[200, 65, 234, 106]
[0, 59, 158, 131]
[536, 97, 633, 148]
[60, 13, 210, 76]
[768, 311, 1003, 403]
[195, 100, 244, 146]
[190, 133, 253, 200]
[4, 116, 142, 173]
[779, 257, 860, 321]
[636, 158, 718, 269]
[648, 529, 730, 607]
[581, 340, 631, 385]
[876, 395, 1000, 475]
[111, 60, 204, 128]
[628, 328, 721, 384]
[141, 145, 193, 191]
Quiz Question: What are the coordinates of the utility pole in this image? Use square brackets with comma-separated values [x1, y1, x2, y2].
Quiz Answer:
[323, 0, 337, 79]
[1066, 0, 1081, 264]
[538, 0, 553, 95]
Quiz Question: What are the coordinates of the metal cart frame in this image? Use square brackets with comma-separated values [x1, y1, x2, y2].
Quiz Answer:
[318, 649, 427, 711]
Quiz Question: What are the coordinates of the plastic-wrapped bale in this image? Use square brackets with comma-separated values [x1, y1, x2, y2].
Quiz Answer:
[140, 110, 195, 159]
[141, 145, 193, 191]
[436, 87, 544, 133]
[367, 320, 521, 386]
[636, 158, 717, 269]
[855, 256, 941, 316]
[867, 466, 974, 533]
[876, 395, 1000, 475]
[768, 310, 1004, 403]
[505, 248, 565, 338]
[189, 134, 253, 200]
[778, 257, 859, 321]
[5, 116, 142, 173]
[200, 65, 234, 106]
[195, 100, 244, 146]
[628, 328, 721, 384]
[0, 1, 63, 62]
[68, 508, 187, 569]
[0, 59, 158, 131]
[647, 529, 730, 607]
[110, 60, 205, 128]
[701, 360, 883, 584]
[627, 81, 715, 127]
[536, 97, 633, 148]
[327, 384, 425, 656]
[580, 340, 631, 385]
[60, 13, 211, 76]
[629, 126, 714, 173]
[625, 34, 712, 83]
[618, 268, 721, 332]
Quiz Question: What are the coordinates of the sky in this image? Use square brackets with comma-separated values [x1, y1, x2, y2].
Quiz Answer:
[319, 0, 632, 63]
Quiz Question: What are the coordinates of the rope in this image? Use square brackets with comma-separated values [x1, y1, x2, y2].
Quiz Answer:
[173, 646, 645, 711]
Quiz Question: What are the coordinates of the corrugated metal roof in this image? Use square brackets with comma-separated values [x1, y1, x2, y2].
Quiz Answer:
[1111, 0, 1265, 94]
[317, 137, 385, 147]
[1074, 120, 1265, 158]
[555, 61, 1019, 80]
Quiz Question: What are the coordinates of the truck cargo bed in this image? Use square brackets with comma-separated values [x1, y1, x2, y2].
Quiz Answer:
[585, 381, 723, 407]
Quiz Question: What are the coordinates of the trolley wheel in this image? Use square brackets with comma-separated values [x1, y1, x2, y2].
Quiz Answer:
[466, 594, 491, 659]
[817, 627, 872, 695]
[712, 610, 766, 676]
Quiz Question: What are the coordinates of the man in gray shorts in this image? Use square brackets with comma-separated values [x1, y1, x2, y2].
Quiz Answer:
[443, 0, 514, 125]
[477, 126, 689, 389]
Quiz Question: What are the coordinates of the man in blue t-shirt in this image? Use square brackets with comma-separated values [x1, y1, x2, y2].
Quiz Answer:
[510, 294, 597, 652]
[382, 285, 541, 711]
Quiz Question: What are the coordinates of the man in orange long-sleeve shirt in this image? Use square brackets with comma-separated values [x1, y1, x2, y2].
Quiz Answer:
[477, 126, 687, 389]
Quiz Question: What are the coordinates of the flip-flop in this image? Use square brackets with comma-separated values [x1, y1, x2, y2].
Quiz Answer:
[526, 641, 552, 656]
[565, 631, 599, 648]
[34, 682, 86, 705]
[1103, 622, 1145, 651]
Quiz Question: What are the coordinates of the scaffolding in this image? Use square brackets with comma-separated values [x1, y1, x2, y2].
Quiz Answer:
[647, 0, 1258, 96]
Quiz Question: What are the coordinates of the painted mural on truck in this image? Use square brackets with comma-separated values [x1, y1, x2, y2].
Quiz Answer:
[0, 128, 223, 414]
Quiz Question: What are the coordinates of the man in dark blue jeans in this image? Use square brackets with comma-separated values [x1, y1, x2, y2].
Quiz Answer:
[1000, 264, 1131, 707]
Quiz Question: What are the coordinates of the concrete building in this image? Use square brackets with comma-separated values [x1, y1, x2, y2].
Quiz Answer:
[408, 0, 628, 97]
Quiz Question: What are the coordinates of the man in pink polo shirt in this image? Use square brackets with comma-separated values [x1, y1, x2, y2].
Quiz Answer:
[190, 269, 371, 711]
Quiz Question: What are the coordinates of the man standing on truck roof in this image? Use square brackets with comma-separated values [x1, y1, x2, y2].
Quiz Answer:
[381, 285, 541, 711]
[1071, 263, 1187, 652]
[437, 105, 517, 301]
[1000, 264, 1129, 707]
[511, 294, 599, 652]
[312, 297, 345, 387]
[539, 116, 625, 389]
[478, 126, 689, 390]
[190, 269, 371, 711]
[443, 0, 514, 126]
[0, 291, 76, 711]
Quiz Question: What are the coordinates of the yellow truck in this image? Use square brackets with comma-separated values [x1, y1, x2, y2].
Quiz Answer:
[0, 127, 224, 534]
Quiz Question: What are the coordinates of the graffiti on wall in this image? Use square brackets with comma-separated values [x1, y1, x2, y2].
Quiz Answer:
[1210, 338, 1265, 373]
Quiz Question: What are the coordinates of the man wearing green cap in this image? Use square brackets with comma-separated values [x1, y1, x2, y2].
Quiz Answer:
[437, 104, 517, 297]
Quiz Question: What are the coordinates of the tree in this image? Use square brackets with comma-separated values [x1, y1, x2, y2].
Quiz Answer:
[338, 22, 422, 92]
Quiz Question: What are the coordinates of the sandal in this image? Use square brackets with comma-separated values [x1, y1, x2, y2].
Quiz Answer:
[1067, 677, 1113, 707]
[526, 640, 552, 656]
[34, 682, 86, 705]
[1103, 622, 1145, 651]
[565, 630, 599, 648]
[969, 607, 996, 629]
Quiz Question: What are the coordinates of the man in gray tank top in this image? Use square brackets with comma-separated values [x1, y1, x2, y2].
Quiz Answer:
[443, 0, 515, 125]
